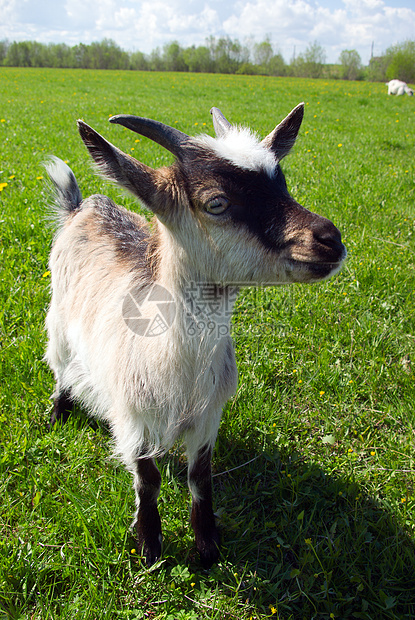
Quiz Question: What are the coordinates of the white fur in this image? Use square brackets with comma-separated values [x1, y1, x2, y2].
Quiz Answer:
[387, 79, 414, 96]
[194, 127, 278, 175]
[46, 201, 238, 467]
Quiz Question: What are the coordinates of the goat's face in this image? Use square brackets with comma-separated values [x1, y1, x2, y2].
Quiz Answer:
[78, 105, 346, 285]
[174, 141, 345, 284]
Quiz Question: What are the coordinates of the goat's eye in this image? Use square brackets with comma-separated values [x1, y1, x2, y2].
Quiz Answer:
[205, 196, 230, 215]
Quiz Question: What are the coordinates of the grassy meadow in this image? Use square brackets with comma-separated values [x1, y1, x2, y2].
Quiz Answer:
[1, 67, 415, 619]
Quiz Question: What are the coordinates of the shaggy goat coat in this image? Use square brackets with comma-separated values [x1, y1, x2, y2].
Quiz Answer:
[45, 105, 346, 567]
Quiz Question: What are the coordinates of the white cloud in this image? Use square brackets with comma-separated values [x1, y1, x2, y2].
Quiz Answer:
[223, 0, 415, 62]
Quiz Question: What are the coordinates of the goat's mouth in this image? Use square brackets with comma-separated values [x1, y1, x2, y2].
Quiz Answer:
[286, 256, 346, 283]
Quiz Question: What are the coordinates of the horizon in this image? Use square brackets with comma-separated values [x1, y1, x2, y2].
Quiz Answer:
[1, 0, 414, 65]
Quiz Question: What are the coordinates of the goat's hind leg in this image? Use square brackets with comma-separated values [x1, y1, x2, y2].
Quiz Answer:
[187, 444, 220, 568]
[132, 457, 162, 566]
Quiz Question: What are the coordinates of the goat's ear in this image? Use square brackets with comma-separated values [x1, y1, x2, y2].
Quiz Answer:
[210, 107, 232, 138]
[262, 103, 304, 160]
[77, 120, 173, 218]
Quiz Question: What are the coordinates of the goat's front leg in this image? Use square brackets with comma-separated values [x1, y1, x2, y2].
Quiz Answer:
[132, 457, 162, 566]
[188, 445, 220, 568]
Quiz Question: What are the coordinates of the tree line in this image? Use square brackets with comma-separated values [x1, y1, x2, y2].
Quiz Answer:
[0, 37, 414, 83]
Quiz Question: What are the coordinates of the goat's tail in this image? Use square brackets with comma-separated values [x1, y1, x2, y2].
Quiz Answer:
[45, 156, 83, 223]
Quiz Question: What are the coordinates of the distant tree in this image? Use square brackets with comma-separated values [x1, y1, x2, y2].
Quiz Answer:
[88, 39, 129, 70]
[385, 40, 415, 83]
[236, 62, 259, 75]
[182, 45, 213, 73]
[29, 41, 50, 67]
[0, 40, 9, 64]
[48, 43, 73, 68]
[291, 41, 326, 78]
[253, 38, 273, 66]
[162, 41, 187, 72]
[339, 49, 363, 80]
[148, 48, 164, 72]
[367, 55, 388, 82]
[5, 41, 32, 66]
[130, 50, 149, 71]
[249, 37, 286, 76]
[267, 51, 286, 76]
[207, 36, 249, 73]
[72, 43, 88, 68]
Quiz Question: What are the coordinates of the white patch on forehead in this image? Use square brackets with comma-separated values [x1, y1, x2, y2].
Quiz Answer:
[193, 128, 277, 176]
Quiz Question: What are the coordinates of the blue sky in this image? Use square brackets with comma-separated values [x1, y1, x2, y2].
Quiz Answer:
[1, 0, 414, 64]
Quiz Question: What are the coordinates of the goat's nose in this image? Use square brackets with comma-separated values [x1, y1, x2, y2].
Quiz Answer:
[313, 219, 345, 258]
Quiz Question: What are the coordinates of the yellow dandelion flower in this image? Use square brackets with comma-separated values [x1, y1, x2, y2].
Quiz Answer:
[319, 390, 325, 396]
[298, 379, 302, 384]
[338, 143, 343, 147]
[42, 271, 51, 278]
[0, 182, 8, 191]
[9, 175, 15, 179]
[130, 548, 136, 554]
[190, 582, 195, 587]
[0, 119, 5, 122]
[348, 448, 353, 453]
[401, 497, 407, 503]
[370, 451, 375, 456]
[36, 176, 43, 180]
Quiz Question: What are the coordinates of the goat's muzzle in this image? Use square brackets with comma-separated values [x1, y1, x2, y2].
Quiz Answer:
[282, 210, 347, 283]
[311, 217, 346, 263]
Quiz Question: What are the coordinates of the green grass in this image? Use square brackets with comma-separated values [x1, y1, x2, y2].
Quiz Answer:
[1, 67, 414, 619]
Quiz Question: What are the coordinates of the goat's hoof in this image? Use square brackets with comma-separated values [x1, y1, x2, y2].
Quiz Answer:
[144, 543, 162, 567]
[134, 528, 162, 567]
[196, 531, 221, 569]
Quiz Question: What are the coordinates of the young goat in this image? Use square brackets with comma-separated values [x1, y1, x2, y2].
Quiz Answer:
[45, 104, 346, 568]
[387, 79, 414, 96]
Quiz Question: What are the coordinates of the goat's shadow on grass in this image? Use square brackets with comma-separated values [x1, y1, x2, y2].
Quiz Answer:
[49, 409, 415, 617]
[158, 432, 415, 618]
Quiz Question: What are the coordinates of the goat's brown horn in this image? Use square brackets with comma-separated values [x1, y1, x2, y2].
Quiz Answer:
[210, 107, 232, 138]
[109, 115, 189, 157]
